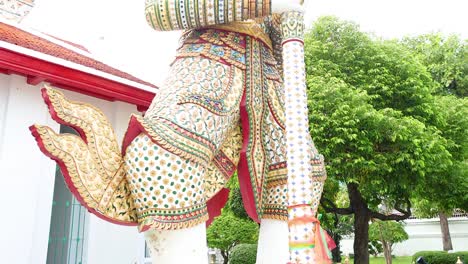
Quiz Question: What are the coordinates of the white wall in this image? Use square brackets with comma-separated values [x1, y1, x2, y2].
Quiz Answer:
[0, 74, 59, 264]
[393, 217, 468, 256]
[340, 217, 468, 257]
[0, 74, 146, 264]
[86, 217, 146, 264]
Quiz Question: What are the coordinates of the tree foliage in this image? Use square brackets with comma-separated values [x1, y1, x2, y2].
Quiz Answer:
[305, 16, 457, 263]
[319, 185, 354, 262]
[207, 175, 258, 264]
[402, 34, 468, 97]
[207, 212, 259, 264]
[410, 95, 468, 251]
[412, 98, 468, 217]
[369, 220, 409, 263]
[306, 17, 450, 204]
[228, 186, 250, 219]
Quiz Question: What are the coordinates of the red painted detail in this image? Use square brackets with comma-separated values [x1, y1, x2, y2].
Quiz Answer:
[29, 125, 137, 226]
[139, 224, 150, 233]
[27, 75, 45, 85]
[282, 38, 305, 46]
[0, 48, 156, 107]
[121, 115, 143, 156]
[206, 188, 230, 227]
[42, 32, 90, 52]
[268, 99, 286, 130]
[121, 115, 189, 161]
[137, 105, 149, 113]
[237, 90, 260, 223]
[0, 67, 10, 74]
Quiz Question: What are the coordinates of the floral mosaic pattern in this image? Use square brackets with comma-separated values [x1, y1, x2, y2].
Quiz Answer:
[145, 0, 271, 31]
[123, 20, 290, 229]
[0, 0, 34, 22]
[125, 133, 208, 231]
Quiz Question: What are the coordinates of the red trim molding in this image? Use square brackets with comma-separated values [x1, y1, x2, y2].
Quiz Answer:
[0, 48, 155, 108]
[27, 75, 45, 85]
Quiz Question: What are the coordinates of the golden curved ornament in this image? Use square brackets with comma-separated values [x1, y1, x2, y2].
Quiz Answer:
[30, 86, 137, 225]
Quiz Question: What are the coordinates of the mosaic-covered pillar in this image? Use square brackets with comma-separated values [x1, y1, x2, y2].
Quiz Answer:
[281, 11, 331, 264]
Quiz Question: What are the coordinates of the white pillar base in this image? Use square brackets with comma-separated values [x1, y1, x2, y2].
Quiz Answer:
[144, 223, 208, 264]
[256, 219, 289, 264]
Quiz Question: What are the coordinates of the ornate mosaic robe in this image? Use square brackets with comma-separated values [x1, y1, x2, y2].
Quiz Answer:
[122, 15, 293, 231]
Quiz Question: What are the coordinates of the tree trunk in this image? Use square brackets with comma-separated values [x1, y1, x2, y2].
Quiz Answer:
[382, 241, 392, 264]
[377, 221, 392, 264]
[221, 250, 229, 264]
[348, 183, 370, 264]
[438, 211, 453, 251]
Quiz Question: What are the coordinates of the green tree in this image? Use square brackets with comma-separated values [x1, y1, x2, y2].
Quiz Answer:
[226, 175, 250, 220]
[369, 220, 409, 264]
[412, 95, 468, 251]
[305, 16, 452, 263]
[207, 212, 259, 264]
[402, 33, 468, 97]
[368, 240, 383, 258]
[320, 183, 354, 263]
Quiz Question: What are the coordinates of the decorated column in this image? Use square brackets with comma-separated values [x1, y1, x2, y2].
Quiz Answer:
[281, 11, 332, 264]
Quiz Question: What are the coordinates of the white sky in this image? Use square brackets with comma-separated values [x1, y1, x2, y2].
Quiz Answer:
[21, 0, 468, 86]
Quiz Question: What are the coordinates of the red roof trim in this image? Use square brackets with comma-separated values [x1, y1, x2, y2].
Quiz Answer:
[0, 22, 157, 89]
[0, 48, 155, 109]
[42, 33, 91, 53]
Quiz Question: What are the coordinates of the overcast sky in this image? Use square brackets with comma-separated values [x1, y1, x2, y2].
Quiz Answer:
[22, 0, 468, 86]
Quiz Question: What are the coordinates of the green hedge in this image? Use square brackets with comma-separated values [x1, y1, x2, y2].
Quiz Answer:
[412, 251, 468, 264]
[229, 244, 257, 264]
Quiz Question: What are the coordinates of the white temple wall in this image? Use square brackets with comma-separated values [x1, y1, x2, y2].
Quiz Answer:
[0, 74, 59, 264]
[0, 74, 146, 264]
[392, 217, 468, 256]
[340, 217, 468, 257]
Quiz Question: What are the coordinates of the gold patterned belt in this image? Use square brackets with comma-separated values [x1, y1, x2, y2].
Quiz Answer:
[203, 20, 272, 50]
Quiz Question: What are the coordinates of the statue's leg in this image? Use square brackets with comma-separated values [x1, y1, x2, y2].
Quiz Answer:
[125, 134, 209, 263]
[123, 55, 244, 263]
[144, 222, 208, 263]
[256, 219, 289, 264]
[256, 181, 289, 264]
[140, 123, 241, 264]
[255, 75, 289, 263]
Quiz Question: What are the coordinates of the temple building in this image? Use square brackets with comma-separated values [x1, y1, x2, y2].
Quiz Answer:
[0, 6, 157, 263]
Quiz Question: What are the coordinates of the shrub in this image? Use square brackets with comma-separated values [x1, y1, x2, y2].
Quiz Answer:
[456, 252, 468, 263]
[229, 244, 257, 264]
[412, 250, 446, 262]
[412, 251, 468, 264]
